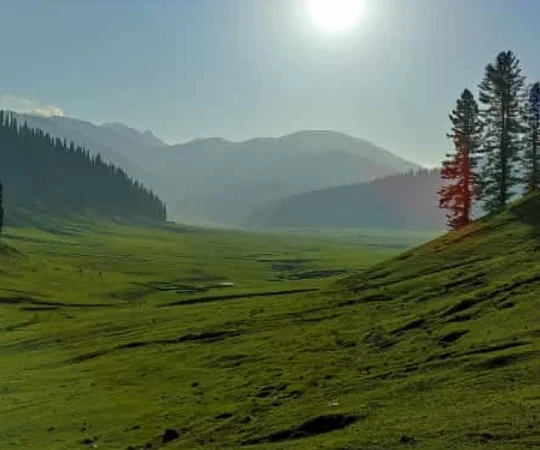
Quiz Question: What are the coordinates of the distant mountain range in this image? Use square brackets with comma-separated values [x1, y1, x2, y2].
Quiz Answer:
[9, 114, 421, 225]
[246, 169, 446, 230]
[144, 130, 420, 224]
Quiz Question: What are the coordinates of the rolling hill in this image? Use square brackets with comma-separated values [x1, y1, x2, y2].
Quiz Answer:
[7, 114, 420, 225]
[247, 168, 446, 230]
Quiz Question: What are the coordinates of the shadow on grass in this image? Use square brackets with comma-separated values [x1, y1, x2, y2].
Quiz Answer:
[511, 192, 540, 243]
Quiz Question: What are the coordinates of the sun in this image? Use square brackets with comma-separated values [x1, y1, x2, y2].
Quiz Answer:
[307, 0, 364, 33]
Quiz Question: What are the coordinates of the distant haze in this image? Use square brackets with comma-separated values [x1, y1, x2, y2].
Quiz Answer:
[2, 1, 540, 166]
[11, 112, 419, 226]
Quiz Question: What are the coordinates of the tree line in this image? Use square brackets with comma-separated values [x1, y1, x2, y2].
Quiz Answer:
[438, 50, 539, 230]
[0, 111, 167, 224]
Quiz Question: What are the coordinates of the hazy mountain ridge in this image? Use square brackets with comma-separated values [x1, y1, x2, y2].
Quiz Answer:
[101, 122, 165, 148]
[247, 168, 445, 230]
[8, 113, 420, 225]
[129, 130, 421, 224]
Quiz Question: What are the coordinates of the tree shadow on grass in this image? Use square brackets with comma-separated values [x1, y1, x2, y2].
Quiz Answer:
[510, 192, 540, 245]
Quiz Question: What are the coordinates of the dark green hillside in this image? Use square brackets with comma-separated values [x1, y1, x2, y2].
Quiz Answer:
[0, 111, 166, 222]
[247, 168, 445, 230]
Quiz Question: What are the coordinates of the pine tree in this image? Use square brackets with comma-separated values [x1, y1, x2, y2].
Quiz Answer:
[478, 50, 526, 212]
[439, 133, 477, 230]
[438, 89, 482, 230]
[448, 89, 483, 176]
[523, 82, 540, 193]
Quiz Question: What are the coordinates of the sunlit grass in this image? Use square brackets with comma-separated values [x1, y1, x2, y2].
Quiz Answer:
[1, 204, 539, 449]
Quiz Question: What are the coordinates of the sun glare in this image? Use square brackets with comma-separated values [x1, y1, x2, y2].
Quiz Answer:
[307, 0, 364, 33]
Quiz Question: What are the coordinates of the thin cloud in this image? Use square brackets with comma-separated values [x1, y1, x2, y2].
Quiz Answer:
[0, 94, 65, 117]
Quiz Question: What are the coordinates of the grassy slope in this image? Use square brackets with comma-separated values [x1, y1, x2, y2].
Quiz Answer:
[1, 194, 539, 449]
[0, 222, 414, 450]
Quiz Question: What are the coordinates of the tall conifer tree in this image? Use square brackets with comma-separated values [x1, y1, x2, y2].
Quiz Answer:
[439, 134, 476, 230]
[478, 50, 525, 212]
[438, 89, 482, 230]
[523, 82, 540, 193]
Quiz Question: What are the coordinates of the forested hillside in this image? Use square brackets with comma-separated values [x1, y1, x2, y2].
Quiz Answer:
[247, 168, 444, 230]
[0, 111, 167, 222]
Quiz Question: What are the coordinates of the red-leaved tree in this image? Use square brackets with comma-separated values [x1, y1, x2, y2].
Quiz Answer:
[438, 134, 477, 230]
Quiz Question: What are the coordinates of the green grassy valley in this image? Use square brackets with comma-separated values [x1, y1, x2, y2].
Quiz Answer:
[2, 195, 540, 449]
[0, 220, 420, 449]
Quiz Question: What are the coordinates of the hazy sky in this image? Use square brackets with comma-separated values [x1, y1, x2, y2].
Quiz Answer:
[1, 0, 540, 165]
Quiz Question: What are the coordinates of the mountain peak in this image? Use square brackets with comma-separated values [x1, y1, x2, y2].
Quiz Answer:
[101, 122, 165, 147]
[282, 129, 353, 139]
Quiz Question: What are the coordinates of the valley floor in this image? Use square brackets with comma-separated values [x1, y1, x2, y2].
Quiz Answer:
[0, 215, 539, 449]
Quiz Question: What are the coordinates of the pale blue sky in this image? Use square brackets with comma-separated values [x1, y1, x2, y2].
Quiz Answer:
[1, 0, 539, 165]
